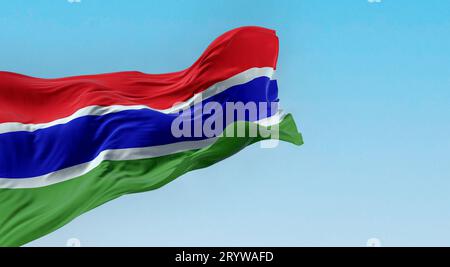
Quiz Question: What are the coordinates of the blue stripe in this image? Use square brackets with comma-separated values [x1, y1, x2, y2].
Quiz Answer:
[0, 77, 278, 178]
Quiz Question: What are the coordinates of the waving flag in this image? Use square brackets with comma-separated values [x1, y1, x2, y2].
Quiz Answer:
[0, 26, 302, 246]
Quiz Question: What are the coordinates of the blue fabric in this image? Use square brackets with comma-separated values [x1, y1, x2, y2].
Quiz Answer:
[0, 77, 278, 178]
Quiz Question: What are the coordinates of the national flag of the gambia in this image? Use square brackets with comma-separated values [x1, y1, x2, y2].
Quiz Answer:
[0, 26, 302, 246]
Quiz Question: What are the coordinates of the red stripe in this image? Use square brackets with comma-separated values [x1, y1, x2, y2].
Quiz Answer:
[0, 26, 278, 124]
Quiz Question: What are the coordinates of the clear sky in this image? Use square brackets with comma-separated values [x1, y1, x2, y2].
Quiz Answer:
[1, 0, 450, 246]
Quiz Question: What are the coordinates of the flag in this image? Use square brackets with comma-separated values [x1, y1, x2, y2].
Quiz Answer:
[0, 26, 302, 246]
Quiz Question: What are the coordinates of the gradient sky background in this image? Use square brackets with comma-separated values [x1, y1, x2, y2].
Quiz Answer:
[1, 0, 450, 246]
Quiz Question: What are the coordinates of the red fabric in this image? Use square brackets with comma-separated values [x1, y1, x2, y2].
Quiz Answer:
[0, 26, 278, 124]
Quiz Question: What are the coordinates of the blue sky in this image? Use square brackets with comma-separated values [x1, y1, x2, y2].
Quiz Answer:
[1, 0, 450, 246]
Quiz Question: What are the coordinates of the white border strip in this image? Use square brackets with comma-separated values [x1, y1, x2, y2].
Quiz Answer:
[0, 67, 275, 134]
[0, 111, 285, 189]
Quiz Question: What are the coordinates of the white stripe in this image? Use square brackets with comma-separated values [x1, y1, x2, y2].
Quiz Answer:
[0, 112, 286, 189]
[0, 67, 275, 134]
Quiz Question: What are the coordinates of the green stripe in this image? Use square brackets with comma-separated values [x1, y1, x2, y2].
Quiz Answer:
[0, 114, 302, 247]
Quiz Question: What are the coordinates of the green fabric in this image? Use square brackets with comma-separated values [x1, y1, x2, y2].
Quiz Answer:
[0, 114, 302, 246]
